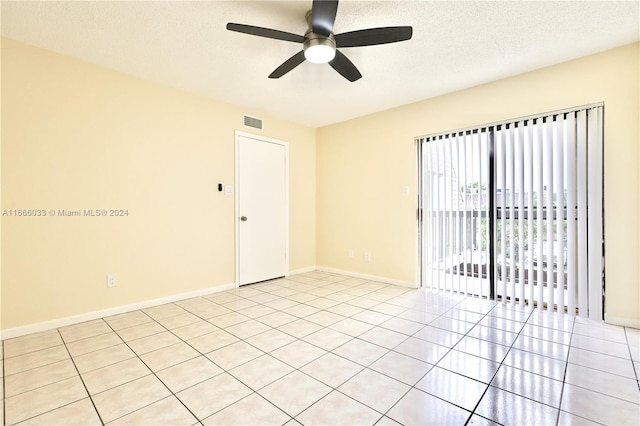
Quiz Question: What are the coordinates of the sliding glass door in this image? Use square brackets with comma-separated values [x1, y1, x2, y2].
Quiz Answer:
[418, 104, 604, 318]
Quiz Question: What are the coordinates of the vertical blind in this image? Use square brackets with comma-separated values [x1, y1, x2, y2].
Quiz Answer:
[418, 104, 604, 318]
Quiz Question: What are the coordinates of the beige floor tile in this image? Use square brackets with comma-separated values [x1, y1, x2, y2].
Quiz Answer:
[203, 392, 290, 425]
[302, 328, 352, 351]
[107, 396, 197, 425]
[521, 323, 572, 345]
[573, 322, 627, 343]
[437, 350, 501, 384]
[66, 332, 123, 357]
[375, 416, 403, 426]
[171, 321, 218, 341]
[386, 388, 471, 425]
[4, 359, 78, 398]
[156, 313, 202, 330]
[370, 350, 432, 385]
[325, 303, 363, 317]
[561, 383, 640, 425]
[225, 320, 272, 339]
[126, 331, 181, 355]
[270, 340, 326, 369]
[245, 329, 297, 353]
[116, 321, 166, 342]
[282, 303, 321, 317]
[176, 372, 252, 420]
[259, 371, 331, 417]
[415, 325, 465, 348]
[104, 311, 153, 331]
[305, 298, 341, 311]
[82, 357, 151, 395]
[255, 311, 298, 328]
[300, 353, 363, 388]
[206, 341, 265, 370]
[393, 337, 449, 364]
[415, 367, 487, 411]
[512, 335, 569, 361]
[236, 304, 277, 319]
[92, 375, 171, 423]
[156, 356, 223, 393]
[380, 317, 426, 336]
[338, 368, 409, 413]
[5, 376, 88, 425]
[332, 338, 388, 366]
[73, 343, 136, 374]
[503, 348, 567, 381]
[557, 410, 602, 425]
[476, 386, 559, 425]
[568, 347, 636, 379]
[4, 332, 63, 358]
[140, 342, 200, 372]
[351, 310, 393, 326]
[187, 329, 239, 353]
[229, 354, 294, 390]
[143, 304, 187, 321]
[296, 390, 381, 426]
[207, 312, 251, 328]
[369, 302, 407, 316]
[181, 301, 232, 319]
[4, 345, 69, 376]
[565, 363, 640, 404]
[58, 320, 112, 343]
[304, 311, 344, 327]
[453, 336, 510, 363]
[17, 398, 101, 425]
[328, 318, 374, 337]
[492, 365, 564, 407]
[277, 319, 323, 338]
[359, 327, 409, 349]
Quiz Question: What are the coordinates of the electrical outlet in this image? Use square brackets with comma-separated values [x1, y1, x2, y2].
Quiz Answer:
[364, 252, 371, 262]
[107, 274, 118, 288]
[348, 249, 354, 258]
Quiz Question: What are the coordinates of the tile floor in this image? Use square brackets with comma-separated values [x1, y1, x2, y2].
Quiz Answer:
[1, 271, 639, 425]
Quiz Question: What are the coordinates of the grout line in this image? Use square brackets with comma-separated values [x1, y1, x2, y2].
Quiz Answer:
[554, 315, 577, 426]
[1, 272, 628, 425]
[623, 327, 640, 392]
[57, 327, 106, 426]
[102, 316, 203, 425]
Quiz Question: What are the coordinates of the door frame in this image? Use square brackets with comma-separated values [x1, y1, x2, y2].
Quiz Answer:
[234, 130, 290, 287]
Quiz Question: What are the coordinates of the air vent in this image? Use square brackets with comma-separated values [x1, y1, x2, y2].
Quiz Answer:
[243, 114, 263, 130]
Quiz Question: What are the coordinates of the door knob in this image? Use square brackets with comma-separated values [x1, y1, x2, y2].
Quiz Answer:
[240, 216, 248, 222]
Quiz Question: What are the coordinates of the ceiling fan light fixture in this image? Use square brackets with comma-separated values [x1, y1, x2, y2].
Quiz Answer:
[303, 36, 336, 63]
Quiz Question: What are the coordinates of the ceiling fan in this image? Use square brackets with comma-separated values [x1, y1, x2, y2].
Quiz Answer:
[226, 0, 413, 82]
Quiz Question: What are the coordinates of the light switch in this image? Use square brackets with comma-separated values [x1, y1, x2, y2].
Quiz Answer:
[402, 185, 410, 196]
[225, 185, 234, 195]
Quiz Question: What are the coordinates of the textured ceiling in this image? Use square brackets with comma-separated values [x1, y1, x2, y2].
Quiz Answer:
[2, 1, 639, 127]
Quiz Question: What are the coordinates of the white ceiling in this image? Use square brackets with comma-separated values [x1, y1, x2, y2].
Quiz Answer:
[2, 1, 638, 128]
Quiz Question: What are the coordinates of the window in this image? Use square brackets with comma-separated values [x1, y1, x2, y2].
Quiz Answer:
[417, 104, 604, 318]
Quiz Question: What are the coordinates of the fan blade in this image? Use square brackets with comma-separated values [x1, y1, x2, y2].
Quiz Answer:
[329, 50, 362, 82]
[311, 0, 338, 36]
[227, 23, 305, 43]
[269, 51, 306, 78]
[335, 26, 413, 48]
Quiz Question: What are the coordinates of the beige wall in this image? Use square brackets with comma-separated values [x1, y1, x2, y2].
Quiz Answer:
[1, 38, 316, 330]
[2, 38, 638, 331]
[317, 43, 640, 324]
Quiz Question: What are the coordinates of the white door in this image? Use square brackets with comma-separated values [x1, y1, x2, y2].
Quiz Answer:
[237, 133, 287, 285]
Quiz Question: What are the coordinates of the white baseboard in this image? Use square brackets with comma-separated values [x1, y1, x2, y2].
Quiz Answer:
[1, 282, 236, 340]
[604, 314, 640, 329]
[288, 266, 318, 275]
[316, 266, 418, 288]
